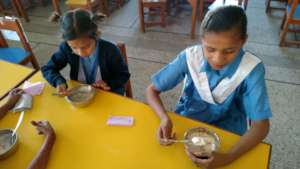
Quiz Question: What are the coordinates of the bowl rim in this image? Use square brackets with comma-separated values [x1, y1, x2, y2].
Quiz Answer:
[0, 129, 18, 156]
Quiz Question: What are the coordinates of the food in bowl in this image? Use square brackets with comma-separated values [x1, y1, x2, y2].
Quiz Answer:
[65, 85, 96, 107]
[184, 127, 220, 157]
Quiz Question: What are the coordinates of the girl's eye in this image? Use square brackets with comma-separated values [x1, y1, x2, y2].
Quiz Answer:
[223, 49, 235, 54]
[207, 48, 216, 52]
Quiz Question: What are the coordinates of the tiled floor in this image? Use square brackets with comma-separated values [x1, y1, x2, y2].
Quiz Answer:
[1, 0, 300, 168]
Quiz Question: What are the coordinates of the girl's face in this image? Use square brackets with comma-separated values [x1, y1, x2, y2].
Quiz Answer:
[67, 37, 96, 57]
[201, 30, 247, 70]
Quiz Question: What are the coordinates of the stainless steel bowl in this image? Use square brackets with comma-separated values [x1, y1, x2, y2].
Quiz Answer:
[0, 129, 18, 159]
[184, 127, 220, 157]
[65, 85, 96, 107]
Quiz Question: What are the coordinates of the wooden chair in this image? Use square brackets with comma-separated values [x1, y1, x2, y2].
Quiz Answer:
[112, 0, 125, 8]
[266, 0, 288, 13]
[65, 0, 110, 16]
[0, 16, 39, 69]
[280, 0, 300, 46]
[116, 42, 133, 98]
[0, 0, 30, 22]
[209, 0, 249, 10]
[138, 0, 167, 32]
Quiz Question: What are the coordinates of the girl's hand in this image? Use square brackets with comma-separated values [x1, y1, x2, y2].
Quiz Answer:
[31, 120, 56, 139]
[56, 83, 69, 96]
[157, 117, 175, 146]
[185, 148, 234, 169]
[5, 88, 23, 109]
[92, 80, 111, 91]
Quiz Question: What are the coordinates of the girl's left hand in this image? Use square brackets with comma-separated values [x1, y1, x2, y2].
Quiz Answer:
[185, 148, 234, 169]
[92, 80, 111, 91]
[5, 88, 23, 109]
[31, 120, 55, 139]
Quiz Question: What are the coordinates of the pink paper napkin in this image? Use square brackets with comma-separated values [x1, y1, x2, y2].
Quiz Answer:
[107, 116, 134, 126]
[23, 81, 45, 96]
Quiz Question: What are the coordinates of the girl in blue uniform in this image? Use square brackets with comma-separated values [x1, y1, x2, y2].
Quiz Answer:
[146, 6, 272, 168]
[42, 9, 130, 95]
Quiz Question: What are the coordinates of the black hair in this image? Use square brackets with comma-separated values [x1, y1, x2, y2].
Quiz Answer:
[200, 6, 247, 39]
[60, 9, 100, 41]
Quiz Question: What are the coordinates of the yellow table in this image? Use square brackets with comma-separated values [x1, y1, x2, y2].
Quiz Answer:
[0, 60, 36, 100]
[0, 72, 271, 169]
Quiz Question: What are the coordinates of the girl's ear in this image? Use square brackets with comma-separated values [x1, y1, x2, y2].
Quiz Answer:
[241, 34, 248, 45]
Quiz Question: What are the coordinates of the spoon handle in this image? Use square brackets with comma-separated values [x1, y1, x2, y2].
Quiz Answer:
[12, 111, 25, 136]
[164, 139, 189, 143]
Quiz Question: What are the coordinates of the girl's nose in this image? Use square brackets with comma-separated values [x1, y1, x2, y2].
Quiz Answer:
[212, 52, 225, 64]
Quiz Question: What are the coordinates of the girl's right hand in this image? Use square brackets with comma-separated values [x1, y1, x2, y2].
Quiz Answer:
[56, 83, 69, 96]
[157, 117, 175, 146]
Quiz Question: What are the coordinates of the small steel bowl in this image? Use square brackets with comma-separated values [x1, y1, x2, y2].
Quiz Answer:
[184, 127, 220, 157]
[65, 85, 96, 107]
[0, 129, 18, 159]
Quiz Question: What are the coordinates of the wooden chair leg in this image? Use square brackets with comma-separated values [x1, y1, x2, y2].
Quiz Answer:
[0, 1, 4, 11]
[100, 0, 109, 16]
[190, 1, 197, 39]
[161, 4, 166, 27]
[138, 1, 145, 32]
[279, 18, 289, 46]
[20, 54, 40, 69]
[265, 0, 272, 13]
[29, 54, 40, 69]
[280, 12, 287, 29]
[126, 80, 133, 98]
[13, 0, 30, 22]
[10, 0, 22, 17]
[199, 0, 204, 21]
[116, 0, 123, 8]
[52, 0, 62, 15]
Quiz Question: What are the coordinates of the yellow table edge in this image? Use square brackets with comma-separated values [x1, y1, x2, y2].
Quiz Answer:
[0, 64, 38, 100]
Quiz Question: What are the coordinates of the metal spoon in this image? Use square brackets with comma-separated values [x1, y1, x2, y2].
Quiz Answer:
[163, 138, 189, 143]
[164, 137, 205, 145]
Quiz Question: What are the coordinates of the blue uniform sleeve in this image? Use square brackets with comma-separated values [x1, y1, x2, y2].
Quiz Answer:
[241, 63, 272, 121]
[151, 50, 188, 92]
[41, 43, 69, 88]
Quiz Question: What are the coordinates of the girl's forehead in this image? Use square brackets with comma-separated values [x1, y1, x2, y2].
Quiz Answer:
[68, 38, 94, 47]
[201, 31, 245, 48]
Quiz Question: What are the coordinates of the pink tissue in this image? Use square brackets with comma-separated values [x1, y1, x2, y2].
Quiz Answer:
[23, 81, 45, 96]
[107, 116, 134, 126]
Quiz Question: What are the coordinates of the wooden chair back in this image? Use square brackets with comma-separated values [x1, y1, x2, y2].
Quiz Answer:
[116, 42, 133, 98]
[0, 16, 39, 69]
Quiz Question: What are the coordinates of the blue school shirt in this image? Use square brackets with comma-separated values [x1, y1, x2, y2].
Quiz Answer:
[80, 48, 99, 84]
[151, 46, 272, 135]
